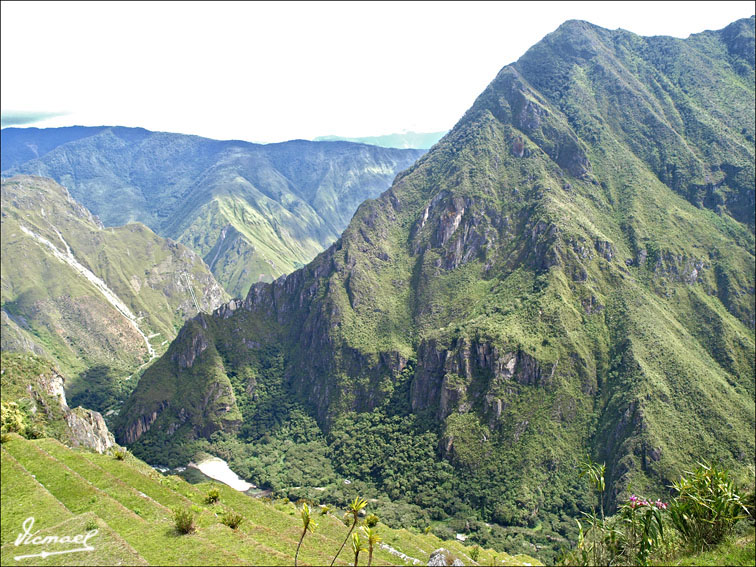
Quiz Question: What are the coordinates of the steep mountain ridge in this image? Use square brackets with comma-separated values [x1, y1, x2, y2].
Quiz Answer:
[1, 129, 425, 296]
[1, 175, 228, 411]
[117, 16, 754, 550]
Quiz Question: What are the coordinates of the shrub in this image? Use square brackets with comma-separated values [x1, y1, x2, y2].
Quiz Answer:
[1, 401, 27, 435]
[470, 545, 481, 561]
[365, 513, 379, 528]
[669, 461, 750, 550]
[84, 519, 98, 531]
[221, 511, 244, 530]
[113, 449, 127, 460]
[25, 423, 44, 439]
[204, 487, 221, 504]
[173, 507, 195, 534]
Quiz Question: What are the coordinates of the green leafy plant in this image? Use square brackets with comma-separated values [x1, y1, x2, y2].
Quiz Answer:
[295, 502, 317, 566]
[113, 448, 127, 460]
[331, 496, 367, 566]
[221, 511, 244, 530]
[567, 512, 621, 566]
[360, 526, 382, 566]
[365, 513, 379, 528]
[173, 507, 195, 534]
[564, 457, 668, 567]
[1, 401, 28, 436]
[579, 457, 606, 520]
[351, 530, 367, 567]
[668, 461, 751, 550]
[619, 496, 667, 565]
[204, 487, 221, 504]
[84, 518, 98, 531]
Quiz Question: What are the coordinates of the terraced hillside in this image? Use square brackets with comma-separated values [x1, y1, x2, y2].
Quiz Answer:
[0, 435, 540, 566]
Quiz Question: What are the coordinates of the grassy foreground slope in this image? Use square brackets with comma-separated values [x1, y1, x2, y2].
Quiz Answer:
[0, 434, 539, 566]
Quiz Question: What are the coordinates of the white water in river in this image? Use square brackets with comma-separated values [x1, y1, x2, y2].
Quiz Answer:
[189, 456, 255, 492]
[19, 223, 156, 359]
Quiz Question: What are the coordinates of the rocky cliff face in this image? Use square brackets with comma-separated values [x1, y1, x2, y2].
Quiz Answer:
[118, 17, 755, 514]
[64, 407, 115, 453]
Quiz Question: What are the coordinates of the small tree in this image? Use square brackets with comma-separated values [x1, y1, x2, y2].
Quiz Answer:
[331, 497, 368, 566]
[295, 502, 317, 566]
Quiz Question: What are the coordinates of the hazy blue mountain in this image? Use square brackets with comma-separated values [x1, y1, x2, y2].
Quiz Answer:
[1, 128, 425, 296]
[314, 130, 448, 149]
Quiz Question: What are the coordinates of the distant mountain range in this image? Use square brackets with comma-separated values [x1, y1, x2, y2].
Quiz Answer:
[1, 128, 425, 297]
[314, 131, 447, 149]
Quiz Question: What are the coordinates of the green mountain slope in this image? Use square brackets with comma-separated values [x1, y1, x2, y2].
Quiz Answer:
[116, 17, 754, 559]
[1, 175, 228, 411]
[1, 129, 425, 297]
[0, 434, 539, 566]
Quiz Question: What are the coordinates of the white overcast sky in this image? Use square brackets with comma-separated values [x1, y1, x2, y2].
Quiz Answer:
[1, 1, 753, 143]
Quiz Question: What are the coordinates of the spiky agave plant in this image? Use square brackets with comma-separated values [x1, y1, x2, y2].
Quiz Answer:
[330, 497, 368, 566]
[295, 502, 318, 566]
[360, 526, 382, 566]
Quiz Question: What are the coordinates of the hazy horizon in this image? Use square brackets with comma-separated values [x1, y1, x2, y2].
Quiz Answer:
[2, 1, 753, 144]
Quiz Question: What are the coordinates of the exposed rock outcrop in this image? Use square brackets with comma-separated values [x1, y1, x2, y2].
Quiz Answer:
[65, 407, 115, 453]
[120, 401, 168, 444]
[428, 548, 465, 566]
[411, 337, 556, 422]
[4, 355, 116, 453]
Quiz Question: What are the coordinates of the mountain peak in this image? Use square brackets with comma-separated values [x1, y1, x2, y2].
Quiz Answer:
[115, 17, 754, 562]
